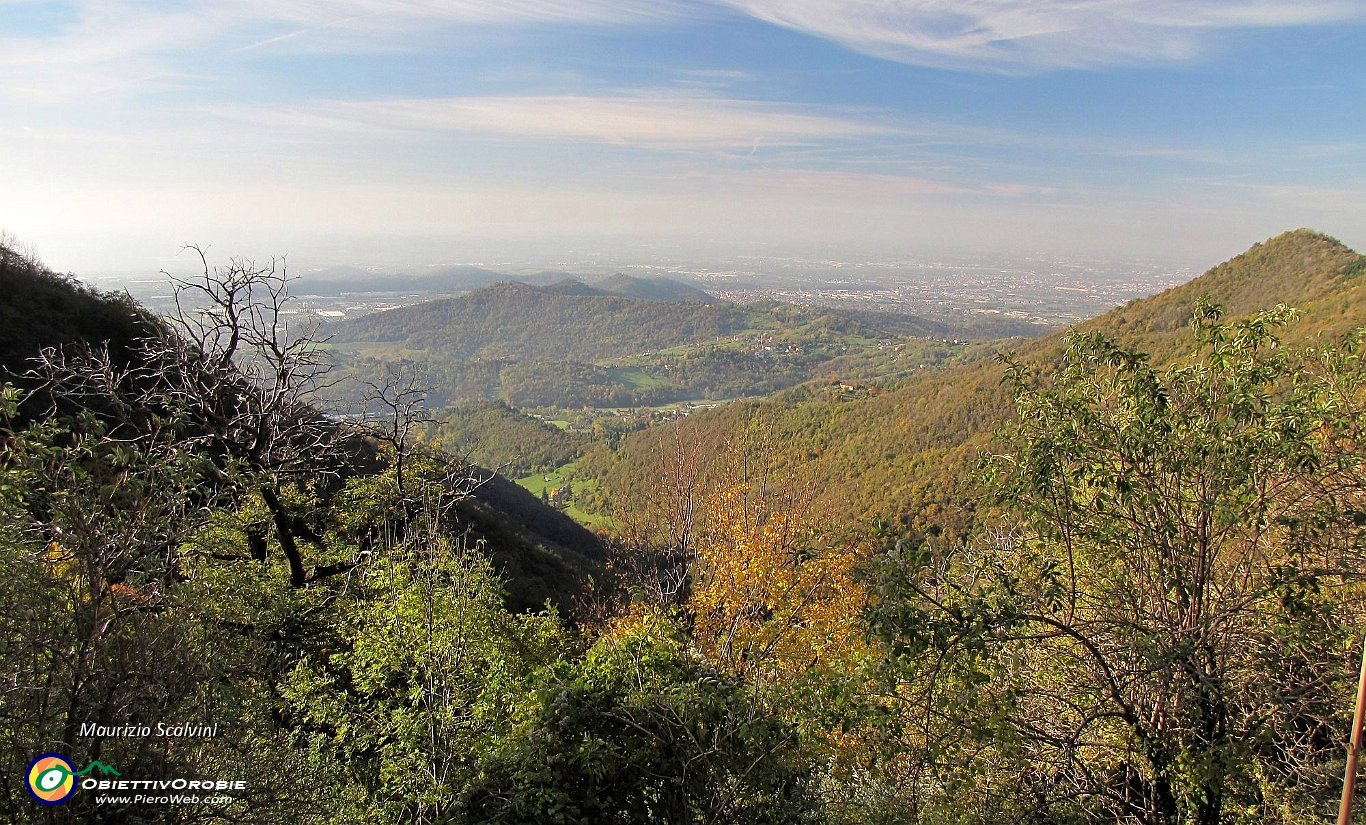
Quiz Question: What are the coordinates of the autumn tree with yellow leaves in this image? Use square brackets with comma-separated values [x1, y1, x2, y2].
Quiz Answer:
[687, 427, 866, 694]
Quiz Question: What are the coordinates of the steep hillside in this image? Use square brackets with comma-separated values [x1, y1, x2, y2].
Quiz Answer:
[1074, 228, 1365, 359]
[586, 229, 1366, 539]
[0, 243, 159, 391]
[0, 249, 604, 613]
[461, 470, 604, 612]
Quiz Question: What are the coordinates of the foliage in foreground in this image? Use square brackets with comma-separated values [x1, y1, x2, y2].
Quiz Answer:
[464, 608, 821, 824]
[864, 303, 1366, 824]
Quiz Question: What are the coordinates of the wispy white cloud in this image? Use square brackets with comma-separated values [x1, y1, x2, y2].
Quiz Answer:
[8, 0, 1357, 103]
[226, 0, 699, 50]
[0, 2, 227, 98]
[714, 0, 1366, 71]
[0, 0, 696, 100]
[4, 0, 1362, 272]
[727, 167, 1054, 198]
[206, 94, 894, 149]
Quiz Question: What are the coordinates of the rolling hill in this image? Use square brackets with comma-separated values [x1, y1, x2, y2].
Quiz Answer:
[584, 229, 1366, 539]
[327, 280, 756, 361]
[326, 279, 1039, 362]
[323, 277, 1047, 411]
[593, 273, 715, 303]
[295, 264, 717, 304]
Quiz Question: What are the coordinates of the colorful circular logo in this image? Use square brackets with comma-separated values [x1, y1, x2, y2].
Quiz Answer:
[27, 753, 77, 805]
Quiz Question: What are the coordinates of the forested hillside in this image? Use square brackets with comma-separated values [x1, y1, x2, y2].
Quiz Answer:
[328, 278, 1034, 361]
[336, 278, 1038, 360]
[585, 229, 1366, 538]
[432, 400, 589, 478]
[324, 278, 1041, 413]
[328, 280, 754, 361]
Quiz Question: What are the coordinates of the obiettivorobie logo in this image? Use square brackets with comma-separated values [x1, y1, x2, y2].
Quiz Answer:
[25, 754, 118, 805]
[26, 752, 246, 807]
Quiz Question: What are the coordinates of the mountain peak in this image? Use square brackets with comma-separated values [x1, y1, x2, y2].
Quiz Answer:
[1255, 227, 1351, 251]
[592, 273, 713, 303]
[1192, 227, 1360, 301]
[1077, 229, 1363, 351]
[541, 278, 607, 297]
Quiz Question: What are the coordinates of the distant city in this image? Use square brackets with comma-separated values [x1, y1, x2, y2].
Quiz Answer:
[92, 252, 1190, 329]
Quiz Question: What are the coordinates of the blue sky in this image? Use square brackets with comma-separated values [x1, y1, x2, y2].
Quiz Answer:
[2, 0, 1365, 275]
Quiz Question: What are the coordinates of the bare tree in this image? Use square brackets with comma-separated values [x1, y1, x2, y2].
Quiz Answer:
[359, 363, 434, 499]
[28, 246, 345, 587]
[606, 419, 713, 611]
[0, 229, 42, 269]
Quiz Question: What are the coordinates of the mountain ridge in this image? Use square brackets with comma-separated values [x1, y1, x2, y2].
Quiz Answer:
[586, 229, 1366, 539]
[327, 277, 1041, 364]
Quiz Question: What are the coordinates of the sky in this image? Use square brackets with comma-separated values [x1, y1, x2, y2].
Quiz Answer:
[2, 0, 1365, 276]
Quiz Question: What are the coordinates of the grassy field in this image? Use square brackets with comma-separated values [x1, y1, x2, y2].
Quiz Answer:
[515, 462, 615, 531]
[604, 366, 666, 389]
[324, 341, 431, 360]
